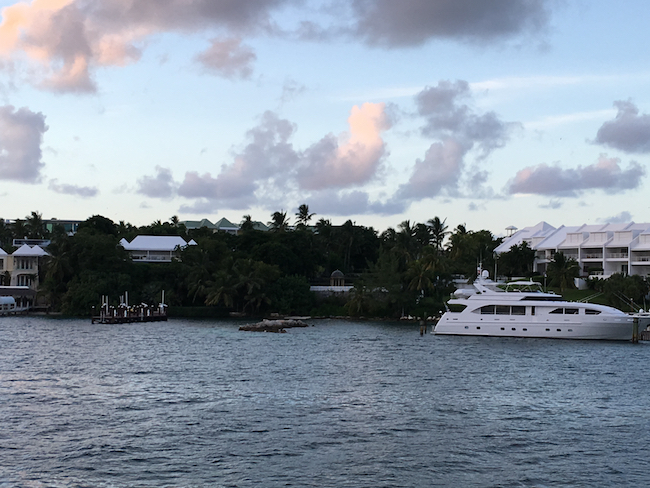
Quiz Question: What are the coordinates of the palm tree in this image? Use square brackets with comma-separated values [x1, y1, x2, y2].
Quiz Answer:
[240, 214, 255, 232]
[547, 252, 580, 291]
[427, 217, 448, 253]
[269, 210, 289, 232]
[295, 204, 315, 229]
[26, 211, 46, 239]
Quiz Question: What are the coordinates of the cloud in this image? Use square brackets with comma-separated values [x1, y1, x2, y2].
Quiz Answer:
[416, 80, 518, 157]
[0, 0, 555, 93]
[395, 138, 465, 200]
[593, 100, 650, 153]
[297, 102, 391, 190]
[136, 166, 176, 199]
[0, 105, 47, 183]
[195, 37, 256, 79]
[604, 211, 633, 224]
[539, 199, 562, 209]
[306, 189, 407, 216]
[389, 80, 518, 207]
[350, 0, 551, 47]
[0, 0, 288, 92]
[173, 104, 391, 211]
[48, 179, 98, 197]
[177, 110, 297, 207]
[506, 155, 646, 197]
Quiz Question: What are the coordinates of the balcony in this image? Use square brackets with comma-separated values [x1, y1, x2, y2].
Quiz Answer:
[607, 252, 629, 259]
[583, 253, 603, 259]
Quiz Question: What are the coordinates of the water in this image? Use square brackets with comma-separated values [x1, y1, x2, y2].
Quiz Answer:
[2, 316, 650, 487]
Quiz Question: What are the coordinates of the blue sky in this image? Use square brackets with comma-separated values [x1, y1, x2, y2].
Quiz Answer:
[0, 0, 649, 236]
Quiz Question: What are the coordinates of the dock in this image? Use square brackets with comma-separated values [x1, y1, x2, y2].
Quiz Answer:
[91, 292, 168, 324]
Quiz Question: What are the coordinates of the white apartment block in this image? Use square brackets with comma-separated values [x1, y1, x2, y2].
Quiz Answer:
[495, 222, 650, 279]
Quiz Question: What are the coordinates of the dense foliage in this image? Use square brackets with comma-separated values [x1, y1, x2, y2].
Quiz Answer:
[2, 210, 647, 317]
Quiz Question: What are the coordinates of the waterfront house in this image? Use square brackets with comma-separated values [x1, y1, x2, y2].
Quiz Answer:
[119, 235, 197, 263]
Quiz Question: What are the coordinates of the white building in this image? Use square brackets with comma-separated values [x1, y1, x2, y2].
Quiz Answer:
[495, 222, 650, 279]
[0, 244, 49, 310]
[119, 235, 197, 263]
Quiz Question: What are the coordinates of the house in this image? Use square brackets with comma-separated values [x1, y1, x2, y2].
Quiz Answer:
[182, 219, 218, 232]
[119, 235, 197, 263]
[495, 221, 650, 279]
[0, 244, 49, 310]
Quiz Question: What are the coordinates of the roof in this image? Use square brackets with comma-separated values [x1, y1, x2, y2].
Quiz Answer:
[120, 235, 190, 251]
[182, 219, 216, 230]
[0, 248, 6, 256]
[214, 217, 239, 230]
[12, 244, 49, 256]
[494, 221, 556, 254]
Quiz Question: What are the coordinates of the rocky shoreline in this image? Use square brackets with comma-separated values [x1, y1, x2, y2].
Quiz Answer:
[239, 319, 310, 333]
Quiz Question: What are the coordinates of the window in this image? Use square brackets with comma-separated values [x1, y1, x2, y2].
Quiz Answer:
[565, 308, 579, 315]
[523, 328, 528, 331]
[585, 309, 601, 315]
[496, 305, 510, 315]
[480, 305, 496, 314]
[531, 306, 535, 316]
[550, 308, 563, 314]
[512, 306, 526, 316]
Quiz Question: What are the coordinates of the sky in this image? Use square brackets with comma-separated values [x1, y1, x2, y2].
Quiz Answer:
[0, 0, 649, 236]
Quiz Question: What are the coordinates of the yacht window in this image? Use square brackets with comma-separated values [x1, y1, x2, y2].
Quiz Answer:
[523, 328, 528, 331]
[531, 306, 535, 316]
[496, 305, 510, 315]
[511, 306, 526, 315]
[480, 305, 496, 314]
[585, 309, 601, 315]
[549, 308, 563, 314]
[565, 308, 579, 315]
[500, 327, 505, 330]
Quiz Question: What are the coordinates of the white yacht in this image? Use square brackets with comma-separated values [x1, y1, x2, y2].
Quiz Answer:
[434, 271, 635, 340]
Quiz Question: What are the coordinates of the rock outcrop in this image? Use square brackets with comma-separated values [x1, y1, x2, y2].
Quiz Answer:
[239, 319, 310, 333]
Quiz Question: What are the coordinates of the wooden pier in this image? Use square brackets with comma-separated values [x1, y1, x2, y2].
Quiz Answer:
[91, 292, 168, 324]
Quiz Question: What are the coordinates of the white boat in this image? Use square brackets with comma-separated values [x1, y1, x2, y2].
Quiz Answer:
[0, 296, 17, 315]
[434, 270, 635, 340]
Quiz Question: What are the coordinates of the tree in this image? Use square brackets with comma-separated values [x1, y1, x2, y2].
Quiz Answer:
[269, 210, 289, 232]
[427, 217, 448, 253]
[295, 204, 315, 229]
[547, 252, 580, 291]
[26, 211, 46, 239]
[240, 214, 255, 233]
[497, 241, 535, 278]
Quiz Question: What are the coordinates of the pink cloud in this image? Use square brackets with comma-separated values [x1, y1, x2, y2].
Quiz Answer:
[0, 0, 287, 92]
[297, 102, 391, 190]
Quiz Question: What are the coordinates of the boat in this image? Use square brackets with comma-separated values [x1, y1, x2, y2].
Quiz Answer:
[434, 270, 635, 340]
[0, 296, 17, 315]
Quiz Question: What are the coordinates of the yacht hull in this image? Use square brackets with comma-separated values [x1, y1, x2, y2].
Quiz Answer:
[434, 316, 634, 341]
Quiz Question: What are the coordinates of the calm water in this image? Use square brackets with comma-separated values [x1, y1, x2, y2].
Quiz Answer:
[2, 316, 650, 487]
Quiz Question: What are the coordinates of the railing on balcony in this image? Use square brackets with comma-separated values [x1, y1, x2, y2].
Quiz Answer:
[583, 253, 603, 259]
[632, 255, 650, 262]
[607, 252, 629, 259]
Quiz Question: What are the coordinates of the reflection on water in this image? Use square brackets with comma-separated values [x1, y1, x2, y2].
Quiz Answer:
[1, 316, 650, 487]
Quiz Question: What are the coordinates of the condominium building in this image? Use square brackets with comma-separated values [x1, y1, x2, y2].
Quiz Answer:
[495, 222, 650, 279]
